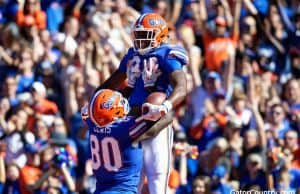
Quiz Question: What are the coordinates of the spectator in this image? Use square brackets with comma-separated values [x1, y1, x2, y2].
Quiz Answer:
[224, 116, 243, 178]
[3, 163, 21, 193]
[46, 0, 64, 34]
[0, 97, 10, 131]
[231, 92, 252, 126]
[19, 144, 42, 194]
[34, 119, 50, 141]
[178, 24, 202, 88]
[16, 0, 46, 30]
[190, 90, 228, 151]
[53, 16, 79, 57]
[192, 176, 210, 194]
[197, 137, 230, 176]
[1, 76, 19, 108]
[264, 104, 290, 140]
[3, 109, 35, 168]
[241, 129, 264, 168]
[240, 153, 267, 190]
[283, 130, 300, 170]
[16, 47, 35, 94]
[283, 78, 300, 112]
[271, 148, 300, 192]
[189, 71, 224, 127]
[210, 165, 233, 193]
[197, 0, 241, 72]
[30, 82, 58, 115]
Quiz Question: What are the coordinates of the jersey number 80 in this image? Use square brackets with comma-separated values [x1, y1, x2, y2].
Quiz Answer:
[90, 135, 122, 171]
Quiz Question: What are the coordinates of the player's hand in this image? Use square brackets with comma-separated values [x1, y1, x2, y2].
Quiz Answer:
[142, 57, 161, 88]
[81, 104, 89, 121]
[136, 103, 167, 122]
[127, 58, 141, 88]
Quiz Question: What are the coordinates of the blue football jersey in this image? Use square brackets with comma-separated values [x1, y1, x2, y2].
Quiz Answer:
[86, 116, 152, 194]
[118, 44, 188, 106]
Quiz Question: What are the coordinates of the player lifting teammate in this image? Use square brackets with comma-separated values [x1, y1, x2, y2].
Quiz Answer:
[95, 13, 188, 194]
[82, 89, 172, 194]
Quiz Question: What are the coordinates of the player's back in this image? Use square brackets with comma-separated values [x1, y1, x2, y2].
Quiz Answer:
[86, 116, 143, 194]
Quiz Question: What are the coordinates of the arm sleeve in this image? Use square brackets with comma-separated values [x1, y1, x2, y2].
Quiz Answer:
[128, 121, 155, 141]
[164, 46, 189, 73]
[118, 47, 135, 73]
[164, 59, 183, 73]
[128, 121, 148, 140]
[85, 118, 93, 127]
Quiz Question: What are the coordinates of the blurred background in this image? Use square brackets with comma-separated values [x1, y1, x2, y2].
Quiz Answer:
[0, 0, 300, 193]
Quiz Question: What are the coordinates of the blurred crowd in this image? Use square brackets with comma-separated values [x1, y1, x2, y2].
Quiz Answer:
[0, 0, 300, 193]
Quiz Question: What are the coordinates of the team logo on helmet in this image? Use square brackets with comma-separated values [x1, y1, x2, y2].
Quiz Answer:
[149, 19, 165, 26]
[89, 89, 130, 127]
[101, 101, 113, 109]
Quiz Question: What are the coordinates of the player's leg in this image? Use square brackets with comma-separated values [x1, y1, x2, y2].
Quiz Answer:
[96, 190, 136, 194]
[142, 125, 173, 194]
[137, 164, 146, 194]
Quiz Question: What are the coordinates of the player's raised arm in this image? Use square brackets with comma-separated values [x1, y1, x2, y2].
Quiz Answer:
[94, 46, 137, 94]
[137, 45, 188, 122]
[94, 69, 127, 93]
[168, 69, 187, 108]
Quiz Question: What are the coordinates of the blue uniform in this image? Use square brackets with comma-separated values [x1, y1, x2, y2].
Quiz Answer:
[118, 44, 188, 106]
[86, 116, 153, 194]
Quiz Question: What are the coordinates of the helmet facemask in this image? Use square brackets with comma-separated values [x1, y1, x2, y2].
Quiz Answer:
[133, 28, 160, 55]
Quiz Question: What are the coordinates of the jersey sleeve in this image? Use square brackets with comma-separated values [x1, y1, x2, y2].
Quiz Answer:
[118, 47, 135, 73]
[128, 121, 155, 141]
[84, 118, 94, 130]
[163, 46, 189, 73]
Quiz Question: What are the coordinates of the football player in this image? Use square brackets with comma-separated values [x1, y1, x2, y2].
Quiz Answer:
[95, 13, 188, 194]
[82, 89, 172, 194]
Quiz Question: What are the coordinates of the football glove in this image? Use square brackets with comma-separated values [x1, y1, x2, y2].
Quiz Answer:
[142, 57, 161, 88]
[136, 100, 172, 122]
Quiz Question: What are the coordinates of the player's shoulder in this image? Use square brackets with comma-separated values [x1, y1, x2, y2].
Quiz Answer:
[156, 44, 189, 65]
[166, 44, 189, 65]
[84, 118, 95, 129]
[110, 116, 136, 127]
[126, 47, 138, 56]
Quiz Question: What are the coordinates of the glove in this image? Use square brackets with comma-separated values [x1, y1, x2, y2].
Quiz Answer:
[127, 57, 142, 88]
[136, 100, 172, 122]
[81, 104, 89, 121]
[142, 57, 161, 88]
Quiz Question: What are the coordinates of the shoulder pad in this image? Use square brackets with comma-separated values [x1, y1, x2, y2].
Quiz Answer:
[127, 47, 136, 56]
[167, 45, 189, 65]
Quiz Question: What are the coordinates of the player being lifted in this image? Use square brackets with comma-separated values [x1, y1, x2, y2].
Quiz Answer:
[95, 13, 188, 194]
[82, 89, 172, 194]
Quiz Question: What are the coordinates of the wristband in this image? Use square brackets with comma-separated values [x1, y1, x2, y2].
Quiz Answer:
[162, 100, 173, 112]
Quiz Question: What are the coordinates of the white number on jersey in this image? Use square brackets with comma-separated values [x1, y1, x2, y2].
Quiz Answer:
[90, 135, 122, 171]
